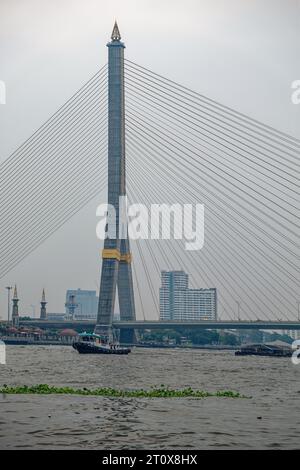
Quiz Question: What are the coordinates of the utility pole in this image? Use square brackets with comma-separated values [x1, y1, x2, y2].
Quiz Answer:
[5, 286, 12, 324]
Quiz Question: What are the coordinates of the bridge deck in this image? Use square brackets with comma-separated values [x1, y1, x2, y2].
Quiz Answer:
[16, 319, 300, 331]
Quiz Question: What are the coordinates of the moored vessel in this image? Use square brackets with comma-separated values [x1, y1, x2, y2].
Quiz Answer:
[235, 343, 291, 357]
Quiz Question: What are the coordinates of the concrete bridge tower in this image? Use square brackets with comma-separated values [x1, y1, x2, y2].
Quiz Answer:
[95, 22, 136, 343]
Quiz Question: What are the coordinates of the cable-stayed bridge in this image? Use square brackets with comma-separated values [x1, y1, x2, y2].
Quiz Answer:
[0, 24, 299, 330]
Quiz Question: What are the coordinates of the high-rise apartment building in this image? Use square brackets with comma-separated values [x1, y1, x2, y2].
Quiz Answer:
[159, 270, 217, 321]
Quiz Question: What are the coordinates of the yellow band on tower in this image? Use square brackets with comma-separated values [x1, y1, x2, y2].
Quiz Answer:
[102, 249, 121, 261]
[120, 253, 132, 263]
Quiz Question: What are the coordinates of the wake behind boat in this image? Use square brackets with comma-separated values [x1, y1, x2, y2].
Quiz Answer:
[72, 332, 131, 355]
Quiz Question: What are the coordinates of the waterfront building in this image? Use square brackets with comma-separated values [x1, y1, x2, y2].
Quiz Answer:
[65, 289, 98, 320]
[159, 270, 217, 321]
[11, 285, 20, 328]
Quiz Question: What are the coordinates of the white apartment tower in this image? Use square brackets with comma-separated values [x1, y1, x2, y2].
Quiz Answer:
[159, 270, 217, 321]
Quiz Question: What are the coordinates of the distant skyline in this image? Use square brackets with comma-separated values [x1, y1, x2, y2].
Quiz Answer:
[0, 0, 299, 318]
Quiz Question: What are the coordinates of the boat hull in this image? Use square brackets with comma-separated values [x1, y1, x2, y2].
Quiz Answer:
[235, 350, 291, 357]
[72, 342, 131, 355]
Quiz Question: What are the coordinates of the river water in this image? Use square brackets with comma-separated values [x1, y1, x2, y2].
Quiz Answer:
[0, 345, 299, 449]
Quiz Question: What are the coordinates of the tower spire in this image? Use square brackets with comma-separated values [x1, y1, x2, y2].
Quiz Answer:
[111, 20, 121, 41]
[40, 288, 47, 320]
[13, 284, 18, 300]
[12, 284, 19, 327]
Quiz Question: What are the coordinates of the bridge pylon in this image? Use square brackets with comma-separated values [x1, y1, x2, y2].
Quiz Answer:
[95, 22, 136, 344]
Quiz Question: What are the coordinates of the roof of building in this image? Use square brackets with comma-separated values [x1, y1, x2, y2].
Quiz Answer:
[59, 328, 78, 337]
[7, 326, 18, 333]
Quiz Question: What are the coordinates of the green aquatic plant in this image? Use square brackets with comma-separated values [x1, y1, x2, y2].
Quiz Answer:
[0, 383, 248, 399]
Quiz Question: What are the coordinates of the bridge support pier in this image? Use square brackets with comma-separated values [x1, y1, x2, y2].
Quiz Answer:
[119, 328, 136, 345]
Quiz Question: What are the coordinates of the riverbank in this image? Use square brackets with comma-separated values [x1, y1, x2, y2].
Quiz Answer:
[1, 337, 237, 350]
[1, 337, 72, 346]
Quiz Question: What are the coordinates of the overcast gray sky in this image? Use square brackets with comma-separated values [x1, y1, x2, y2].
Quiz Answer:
[0, 0, 299, 319]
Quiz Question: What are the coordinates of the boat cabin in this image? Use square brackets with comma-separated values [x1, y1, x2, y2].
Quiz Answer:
[78, 332, 108, 345]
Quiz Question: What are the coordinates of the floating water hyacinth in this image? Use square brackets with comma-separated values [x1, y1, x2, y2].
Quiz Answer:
[0, 384, 249, 399]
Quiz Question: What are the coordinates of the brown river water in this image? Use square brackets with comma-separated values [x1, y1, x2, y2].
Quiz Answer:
[0, 345, 299, 449]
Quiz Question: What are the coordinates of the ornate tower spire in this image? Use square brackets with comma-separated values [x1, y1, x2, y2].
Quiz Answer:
[12, 284, 19, 327]
[111, 20, 121, 41]
[40, 288, 47, 320]
[13, 284, 18, 300]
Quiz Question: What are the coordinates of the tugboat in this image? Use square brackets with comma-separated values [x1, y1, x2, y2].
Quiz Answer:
[72, 332, 131, 355]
